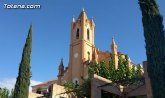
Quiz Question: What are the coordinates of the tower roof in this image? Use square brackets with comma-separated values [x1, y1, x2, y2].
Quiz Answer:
[72, 15, 75, 22]
[78, 8, 88, 21]
[112, 37, 116, 45]
[59, 58, 64, 67]
[111, 36, 117, 50]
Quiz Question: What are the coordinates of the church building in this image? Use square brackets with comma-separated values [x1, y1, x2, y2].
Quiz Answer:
[29, 9, 152, 98]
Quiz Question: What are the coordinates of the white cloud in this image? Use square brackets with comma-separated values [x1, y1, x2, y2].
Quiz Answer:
[0, 78, 16, 90]
[0, 78, 42, 91]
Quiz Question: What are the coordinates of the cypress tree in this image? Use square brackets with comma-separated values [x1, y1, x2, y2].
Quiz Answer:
[13, 25, 32, 98]
[139, 0, 165, 97]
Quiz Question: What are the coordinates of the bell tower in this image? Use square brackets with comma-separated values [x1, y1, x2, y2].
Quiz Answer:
[68, 8, 95, 84]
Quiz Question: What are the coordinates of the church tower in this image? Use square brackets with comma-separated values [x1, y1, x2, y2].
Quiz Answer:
[111, 37, 118, 70]
[68, 8, 95, 84]
[58, 59, 64, 77]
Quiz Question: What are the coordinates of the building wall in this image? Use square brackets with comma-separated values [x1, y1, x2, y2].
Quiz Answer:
[126, 85, 147, 97]
[52, 84, 73, 98]
[91, 74, 122, 98]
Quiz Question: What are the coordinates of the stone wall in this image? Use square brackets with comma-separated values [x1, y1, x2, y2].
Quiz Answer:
[52, 84, 75, 98]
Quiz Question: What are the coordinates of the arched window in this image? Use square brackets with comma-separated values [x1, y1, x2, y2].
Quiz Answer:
[76, 28, 79, 39]
[87, 51, 90, 60]
[87, 29, 90, 40]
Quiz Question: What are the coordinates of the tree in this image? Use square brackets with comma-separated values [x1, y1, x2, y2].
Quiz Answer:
[9, 89, 14, 98]
[131, 65, 136, 78]
[99, 61, 109, 79]
[139, 0, 165, 97]
[123, 55, 131, 80]
[117, 55, 125, 81]
[13, 25, 32, 98]
[0, 88, 9, 98]
[136, 64, 142, 77]
[88, 61, 99, 78]
[109, 53, 116, 81]
[0, 88, 14, 98]
[89, 53, 142, 86]
[117, 55, 132, 86]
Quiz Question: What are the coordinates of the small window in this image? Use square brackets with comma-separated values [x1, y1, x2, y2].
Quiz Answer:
[87, 29, 90, 40]
[76, 28, 79, 39]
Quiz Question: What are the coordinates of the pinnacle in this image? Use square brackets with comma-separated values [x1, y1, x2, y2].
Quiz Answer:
[60, 58, 63, 65]
[112, 36, 116, 45]
[72, 15, 75, 22]
[82, 8, 85, 12]
[78, 8, 88, 20]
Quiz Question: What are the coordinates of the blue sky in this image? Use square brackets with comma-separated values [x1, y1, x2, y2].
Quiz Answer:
[0, 0, 165, 83]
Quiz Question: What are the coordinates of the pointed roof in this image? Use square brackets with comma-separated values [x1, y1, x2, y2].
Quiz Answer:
[111, 36, 117, 50]
[59, 58, 64, 69]
[112, 36, 116, 45]
[82, 8, 85, 11]
[91, 16, 95, 25]
[60, 58, 64, 66]
[78, 8, 88, 20]
[91, 17, 94, 22]
[72, 15, 75, 22]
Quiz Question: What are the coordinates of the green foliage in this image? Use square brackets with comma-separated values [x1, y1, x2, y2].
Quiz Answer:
[63, 82, 75, 91]
[124, 55, 131, 80]
[139, 0, 165, 97]
[0, 88, 14, 98]
[89, 54, 143, 86]
[131, 65, 136, 78]
[77, 77, 91, 98]
[63, 78, 91, 98]
[13, 25, 32, 98]
[99, 61, 110, 79]
[109, 54, 116, 81]
[117, 55, 125, 81]
[136, 64, 142, 77]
